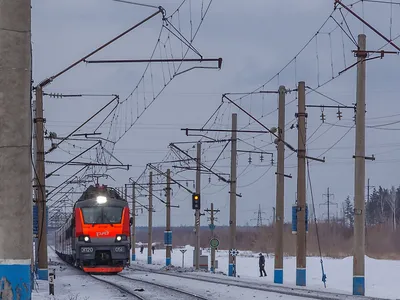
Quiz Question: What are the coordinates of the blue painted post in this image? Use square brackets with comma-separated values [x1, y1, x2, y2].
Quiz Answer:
[0, 0, 33, 298]
[353, 33, 366, 296]
[296, 82, 307, 287]
[148, 172, 153, 265]
[274, 87, 286, 285]
[165, 169, 172, 267]
[164, 231, 172, 266]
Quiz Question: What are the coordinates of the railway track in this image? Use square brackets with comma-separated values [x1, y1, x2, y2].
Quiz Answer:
[89, 274, 146, 300]
[48, 246, 143, 299]
[129, 264, 389, 300]
[93, 273, 210, 300]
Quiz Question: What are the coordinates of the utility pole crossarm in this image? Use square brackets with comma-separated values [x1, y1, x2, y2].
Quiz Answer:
[169, 143, 229, 183]
[147, 163, 193, 194]
[45, 141, 100, 179]
[84, 58, 223, 68]
[38, 9, 164, 88]
[334, 0, 400, 52]
[222, 94, 297, 153]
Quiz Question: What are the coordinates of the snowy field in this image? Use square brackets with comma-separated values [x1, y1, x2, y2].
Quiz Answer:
[31, 245, 400, 299]
[131, 245, 400, 299]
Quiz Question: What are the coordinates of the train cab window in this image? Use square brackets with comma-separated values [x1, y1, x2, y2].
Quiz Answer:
[81, 207, 123, 224]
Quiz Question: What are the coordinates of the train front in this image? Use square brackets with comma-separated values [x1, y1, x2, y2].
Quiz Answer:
[74, 185, 131, 274]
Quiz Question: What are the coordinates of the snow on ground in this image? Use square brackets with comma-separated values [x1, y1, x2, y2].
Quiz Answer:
[32, 247, 317, 300]
[32, 247, 127, 300]
[121, 270, 312, 300]
[30, 245, 399, 299]
[131, 245, 400, 299]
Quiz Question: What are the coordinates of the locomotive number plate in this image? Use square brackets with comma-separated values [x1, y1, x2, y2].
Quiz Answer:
[114, 247, 124, 253]
[81, 247, 93, 253]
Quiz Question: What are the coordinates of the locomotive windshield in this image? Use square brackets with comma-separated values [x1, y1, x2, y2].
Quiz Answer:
[81, 206, 123, 224]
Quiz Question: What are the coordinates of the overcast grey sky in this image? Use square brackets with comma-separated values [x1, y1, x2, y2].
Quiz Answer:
[32, 0, 400, 228]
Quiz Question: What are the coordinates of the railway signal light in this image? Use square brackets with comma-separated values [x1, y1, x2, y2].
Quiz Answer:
[192, 193, 200, 210]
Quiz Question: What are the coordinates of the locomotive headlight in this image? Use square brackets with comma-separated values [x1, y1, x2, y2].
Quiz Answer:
[78, 235, 91, 243]
[115, 234, 127, 242]
[96, 196, 107, 204]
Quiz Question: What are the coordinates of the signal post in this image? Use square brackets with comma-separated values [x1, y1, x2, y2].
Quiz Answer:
[194, 142, 201, 269]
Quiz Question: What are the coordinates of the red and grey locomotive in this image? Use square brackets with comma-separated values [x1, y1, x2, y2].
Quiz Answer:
[55, 184, 132, 273]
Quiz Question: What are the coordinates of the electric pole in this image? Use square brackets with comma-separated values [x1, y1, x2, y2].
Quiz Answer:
[366, 178, 375, 203]
[274, 85, 285, 284]
[195, 142, 201, 270]
[256, 205, 263, 227]
[296, 81, 307, 287]
[165, 168, 172, 266]
[36, 85, 48, 280]
[353, 34, 366, 296]
[321, 188, 336, 225]
[148, 171, 153, 264]
[0, 0, 33, 296]
[124, 184, 129, 263]
[229, 113, 238, 277]
[131, 182, 136, 261]
[204, 203, 220, 273]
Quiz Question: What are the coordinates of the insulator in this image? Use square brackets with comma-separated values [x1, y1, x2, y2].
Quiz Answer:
[271, 158, 274, 166]
[208, 176, 211, 183]
[337, 108, 342, 120]
[193, 183, 195, 189]
[248, 155, 252, 164]
[320, 112, 326, 123]
[260, 154, 264, 162]
[186, 181, 188, 187]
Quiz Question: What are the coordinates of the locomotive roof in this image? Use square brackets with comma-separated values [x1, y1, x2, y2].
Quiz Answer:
[77, 184, 125, 202]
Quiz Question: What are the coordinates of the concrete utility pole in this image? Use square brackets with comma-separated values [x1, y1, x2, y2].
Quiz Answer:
[35, 85, 48, 280]
[229, 113, 238, 277]
[148, 171, 153, 264]
[274, 85, 285, 284]
[205, 203, 220, 273]
[353, 34, 366, 296]
[195, 142, 201, 269]
[296, 81, 307, 287]
[0, 0, 33, 298]
[131, 183, 136, 261]
[165, 168, 172, 266]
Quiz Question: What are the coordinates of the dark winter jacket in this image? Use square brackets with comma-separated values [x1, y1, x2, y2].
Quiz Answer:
[259, 255, 265, 266]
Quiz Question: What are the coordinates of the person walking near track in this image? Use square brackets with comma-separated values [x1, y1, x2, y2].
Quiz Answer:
[258, 253, 267, 277]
